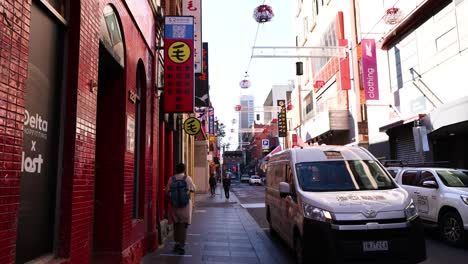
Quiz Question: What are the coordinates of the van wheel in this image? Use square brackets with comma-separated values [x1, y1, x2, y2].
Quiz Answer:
[294, 234, 304, 264]
[266, 208, 277, 236]
[440, 211, 465, 246]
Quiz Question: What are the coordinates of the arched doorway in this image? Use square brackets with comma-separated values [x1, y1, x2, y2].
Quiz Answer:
[93, 4, 126, 260]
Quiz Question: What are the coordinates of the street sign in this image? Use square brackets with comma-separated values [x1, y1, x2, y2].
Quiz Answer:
[262, 139, 269, 150]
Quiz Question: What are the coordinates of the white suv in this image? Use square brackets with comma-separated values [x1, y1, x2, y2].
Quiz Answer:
[394, 167, 468, 246]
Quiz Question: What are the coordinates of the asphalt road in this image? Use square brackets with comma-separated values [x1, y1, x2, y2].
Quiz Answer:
[231, 182, 468, 264]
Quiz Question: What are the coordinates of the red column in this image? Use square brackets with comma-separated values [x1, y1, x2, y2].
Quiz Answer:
[158, 121, 165, 218]
[164, 130, 174, 215]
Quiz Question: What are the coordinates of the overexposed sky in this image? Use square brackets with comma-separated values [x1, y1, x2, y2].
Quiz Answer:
[202, 0, 296, 149]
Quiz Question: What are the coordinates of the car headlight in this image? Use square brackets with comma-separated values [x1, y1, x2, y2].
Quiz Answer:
[461, 195, 468, 205]
[302, 203, 333, 222]
[405, 200, 418, 221]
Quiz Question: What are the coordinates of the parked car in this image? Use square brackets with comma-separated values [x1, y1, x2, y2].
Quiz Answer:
[393, 166, 468, 246]
[240, 174, 250, 183]
[249, 175, 262, 185]
[265, 146, 426, 263]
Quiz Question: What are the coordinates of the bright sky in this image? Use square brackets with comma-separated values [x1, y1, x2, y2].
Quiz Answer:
[202, 0, 296, 150]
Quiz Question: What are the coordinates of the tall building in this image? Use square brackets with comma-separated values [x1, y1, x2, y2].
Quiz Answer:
[263, 82, 294, 124]
[239, 95, 255, 130]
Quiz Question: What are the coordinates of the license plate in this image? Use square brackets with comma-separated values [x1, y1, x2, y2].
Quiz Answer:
[363, 241, 389, 252]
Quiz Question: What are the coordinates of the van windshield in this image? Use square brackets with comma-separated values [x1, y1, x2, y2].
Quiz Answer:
[295, 160, 396, 192]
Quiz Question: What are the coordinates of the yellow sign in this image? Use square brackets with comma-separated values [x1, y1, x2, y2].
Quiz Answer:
[183, 117, 201, 135]
[168, 41, 191, 63]
[209, 135, 215, 142]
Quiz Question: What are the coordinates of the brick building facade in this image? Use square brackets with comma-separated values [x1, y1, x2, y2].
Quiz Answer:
[0, 0, 176, 263]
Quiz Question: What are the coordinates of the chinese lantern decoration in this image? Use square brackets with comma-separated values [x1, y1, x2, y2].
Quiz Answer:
[239, 79, 251, 89]
[313, 80, 325, 89]
[253, 4, 274, 23]
[287, 104, 293, 111]
[383, 7, 403, 25]
[234, 105, 242, 111]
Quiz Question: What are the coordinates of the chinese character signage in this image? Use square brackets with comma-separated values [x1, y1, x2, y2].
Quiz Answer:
[195, 107, 207, 134]
[182, 0, 202, 73]
[361, 39, 379, 100]
[208, 107, 214, 135]
[183, 117, 201, 135]
[277, 100, 287, 137]
[195, 42, 209, 106]
[164, 16, 194, 113]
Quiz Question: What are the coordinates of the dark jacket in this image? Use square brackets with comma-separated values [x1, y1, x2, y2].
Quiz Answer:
[209, 175, 216, 186]
[222, 177, 231, 188]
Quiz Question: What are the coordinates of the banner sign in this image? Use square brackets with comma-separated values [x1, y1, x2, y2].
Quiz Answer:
[277, 100, 287, 137]
[182, 0, 202, 73]
[195, 42, 209, 106]
[208, 107, 214, 135]
[195, 107, 207, 134]
[361, 39, 379, 100]
[164, 16, 194, 113]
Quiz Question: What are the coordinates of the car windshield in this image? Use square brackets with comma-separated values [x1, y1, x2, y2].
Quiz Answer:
[436, 170, 468, 187]
[295, 160, 396, 192]
[251, 176, 260, 179]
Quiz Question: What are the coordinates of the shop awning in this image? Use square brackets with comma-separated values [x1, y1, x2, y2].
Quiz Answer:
[379, 114, 426, 132]
[264, 145, 283, 161]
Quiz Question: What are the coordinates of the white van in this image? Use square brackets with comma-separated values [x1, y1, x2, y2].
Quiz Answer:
[265, 145, 426, 263]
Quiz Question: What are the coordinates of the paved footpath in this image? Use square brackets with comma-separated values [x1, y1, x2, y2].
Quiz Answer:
[141, 185, 293, 264]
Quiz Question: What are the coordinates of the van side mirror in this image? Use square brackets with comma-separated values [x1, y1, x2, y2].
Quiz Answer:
[279, 182, 291, 198]
[422, 180, 438, 188]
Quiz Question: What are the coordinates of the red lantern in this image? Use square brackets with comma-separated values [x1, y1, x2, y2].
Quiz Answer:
[239, 79, 251, 89]
[234, 105, 242, 111]
[287, 104, 293, 111]
[383, 7, 403, 25]
[253, 5, 274, 23]
[313, 80, 325, 89]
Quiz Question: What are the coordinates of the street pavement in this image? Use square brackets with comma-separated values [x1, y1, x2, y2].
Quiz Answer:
[141, 184, 294, 264]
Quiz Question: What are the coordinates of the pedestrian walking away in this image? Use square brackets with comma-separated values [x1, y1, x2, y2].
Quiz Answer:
[166, 163, 196, 255]
[222, 175, 231, 199]
[209, 173, 217, 197]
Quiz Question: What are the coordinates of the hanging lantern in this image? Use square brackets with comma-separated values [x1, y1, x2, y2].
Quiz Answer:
[287, 104, 293, 111]
[253, 4, 274, 23]
[239, 79, 251, 89]
[234, 105, 242, 111]
[383, 7, 403, 25]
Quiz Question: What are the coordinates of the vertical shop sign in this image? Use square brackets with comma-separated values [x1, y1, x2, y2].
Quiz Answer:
[126, 115, 135, 153]
[208, 107, 214, 135]
[277, 100, 287, 137]
[164, 16, 194, 113]
[361, 39, 379, 100]
[195, 107, 207, 134]
[195, 42, 209, 106]
[182, 0, 202, 73]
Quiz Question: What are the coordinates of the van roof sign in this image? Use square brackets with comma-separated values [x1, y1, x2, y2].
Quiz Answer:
[323, 151, 343, 160]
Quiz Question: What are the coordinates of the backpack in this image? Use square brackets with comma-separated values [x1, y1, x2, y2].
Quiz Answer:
[169, 176, 190, 208]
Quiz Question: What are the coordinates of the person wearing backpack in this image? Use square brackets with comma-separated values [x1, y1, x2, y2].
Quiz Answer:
[166, 163, 196, 255]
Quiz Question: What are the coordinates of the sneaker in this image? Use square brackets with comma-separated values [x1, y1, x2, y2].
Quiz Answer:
[172, 243, 181, 253]
[177, 246, 185, 255]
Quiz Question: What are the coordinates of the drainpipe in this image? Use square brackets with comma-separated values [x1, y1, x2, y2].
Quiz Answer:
[346, 0, 361, 147]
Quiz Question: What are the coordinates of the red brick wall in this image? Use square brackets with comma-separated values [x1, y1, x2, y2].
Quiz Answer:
[0, 0, 30, 263]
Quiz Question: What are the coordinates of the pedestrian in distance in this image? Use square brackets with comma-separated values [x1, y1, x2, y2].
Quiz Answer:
[166, 163, 196, 255]
[209, 173, 217, 197]
[222, 174, 231, 200]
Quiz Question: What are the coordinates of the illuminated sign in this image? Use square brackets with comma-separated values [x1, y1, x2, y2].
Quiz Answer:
[277, 100, 287, 137]
[164, 16, 194, 113]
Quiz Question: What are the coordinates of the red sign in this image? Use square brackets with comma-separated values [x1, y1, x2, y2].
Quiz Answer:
[164, 17, 195, 113]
